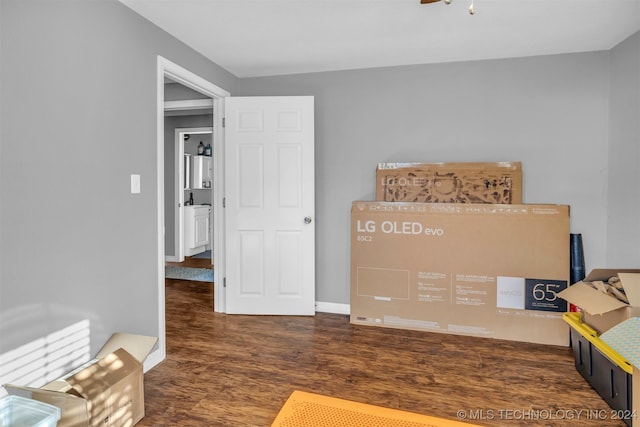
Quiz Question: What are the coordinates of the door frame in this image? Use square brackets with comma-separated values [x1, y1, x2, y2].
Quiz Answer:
[154, 56, 229, 366]
[173, 127, 213, 263]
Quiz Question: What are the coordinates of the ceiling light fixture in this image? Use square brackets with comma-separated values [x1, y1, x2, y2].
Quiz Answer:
[420, 0, 476, 15]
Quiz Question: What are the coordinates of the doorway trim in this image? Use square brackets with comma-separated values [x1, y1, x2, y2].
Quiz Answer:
[152, 56, 229, 369]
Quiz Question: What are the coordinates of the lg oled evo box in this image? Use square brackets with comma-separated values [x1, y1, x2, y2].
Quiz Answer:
[375, 162, 523, 204]
[350, 201, 570, 346]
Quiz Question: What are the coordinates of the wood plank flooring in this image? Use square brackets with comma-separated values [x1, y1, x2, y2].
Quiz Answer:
[140, 264, 626, 427]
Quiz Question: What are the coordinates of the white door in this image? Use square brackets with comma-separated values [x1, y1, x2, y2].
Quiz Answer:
[224, 96, 315, 315]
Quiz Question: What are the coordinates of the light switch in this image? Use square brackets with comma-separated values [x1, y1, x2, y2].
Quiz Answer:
[131, 174, 141, 194]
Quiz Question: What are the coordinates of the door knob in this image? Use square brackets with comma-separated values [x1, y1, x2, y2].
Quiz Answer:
[304, 216, 312, 224]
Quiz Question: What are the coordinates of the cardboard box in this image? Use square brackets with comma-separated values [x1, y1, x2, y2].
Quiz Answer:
[557, 269, 640, 334]
[4, 333, 157, 427]
[375, 162, 523, 204]
[350, 201, 570, 346]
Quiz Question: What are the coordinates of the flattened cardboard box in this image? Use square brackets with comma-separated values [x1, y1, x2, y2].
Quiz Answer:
[4, 333, 157, 427]
[350, 202, 570, 346]
[376, 162, 522, 204]
[558, 269, 640, 334]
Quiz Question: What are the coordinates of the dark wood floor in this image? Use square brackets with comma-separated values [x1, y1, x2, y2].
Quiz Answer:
[165, 255, 213, 270]
[140, 260, 625, 427]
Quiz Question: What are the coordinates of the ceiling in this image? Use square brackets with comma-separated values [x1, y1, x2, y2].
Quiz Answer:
[119, 0, 640, 78]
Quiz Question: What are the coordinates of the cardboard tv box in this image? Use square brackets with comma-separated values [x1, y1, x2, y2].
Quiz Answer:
[558, 269, 640, 335]
[375, 162, 523, 204]
[4, 332, 157, 427]
[350, 201, 570, 346]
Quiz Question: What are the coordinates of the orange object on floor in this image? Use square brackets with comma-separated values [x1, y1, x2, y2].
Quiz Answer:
[271, 390, 482, 427]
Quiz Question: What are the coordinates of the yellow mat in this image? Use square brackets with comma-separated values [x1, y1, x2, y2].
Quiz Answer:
[271, 391, 481, 427]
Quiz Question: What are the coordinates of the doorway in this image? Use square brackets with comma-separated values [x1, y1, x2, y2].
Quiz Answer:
[155, 56, 230, 366]
[154, 57, 316, 368]
[166, 126, 213, 264]
[164, 127, 214, 292]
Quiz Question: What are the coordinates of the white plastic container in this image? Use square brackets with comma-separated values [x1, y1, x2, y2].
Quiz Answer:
[0, 395, 61, 427]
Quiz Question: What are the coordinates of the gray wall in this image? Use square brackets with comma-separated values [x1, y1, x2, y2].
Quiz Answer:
[0, 0, 236, 369]
[235, 52, 614, 305]
[165, 82, 210, 102]
[608, 32, 640, 266]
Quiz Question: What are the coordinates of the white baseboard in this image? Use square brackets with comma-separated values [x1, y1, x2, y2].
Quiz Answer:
[165, 255, 180, 263]
[144, 348, 165, 373]
[315, 301, 350, 315]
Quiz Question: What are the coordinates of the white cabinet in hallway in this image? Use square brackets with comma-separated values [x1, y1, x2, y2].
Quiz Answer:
[184, 205, 210, 256]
